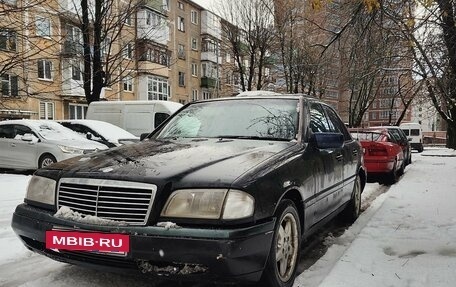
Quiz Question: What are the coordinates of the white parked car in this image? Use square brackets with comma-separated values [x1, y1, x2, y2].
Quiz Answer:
[58, 119, 139, 148]
[0, 119, 108, 170]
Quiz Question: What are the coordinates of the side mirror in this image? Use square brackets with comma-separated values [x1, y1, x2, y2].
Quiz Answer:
[86, 132, 93, 140]
[140, 133, 150, 141]
[21, 134, 33, 142]
[21, 133, 38, 143]
[310, 132, 344, 149]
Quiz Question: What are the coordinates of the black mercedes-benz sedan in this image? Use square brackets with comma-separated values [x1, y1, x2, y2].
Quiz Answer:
[12, 95, 366, 287]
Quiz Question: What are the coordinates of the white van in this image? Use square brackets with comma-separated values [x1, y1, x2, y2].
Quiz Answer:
[86, 100, 183, 136]
[400, 122, 423, 152]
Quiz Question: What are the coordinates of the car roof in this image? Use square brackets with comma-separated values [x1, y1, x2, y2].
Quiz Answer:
[197, 93, 318, 103]
[0, 119, 53, 126]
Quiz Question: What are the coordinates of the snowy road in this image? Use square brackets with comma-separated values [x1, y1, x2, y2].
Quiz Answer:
[1, 149, 453, 287]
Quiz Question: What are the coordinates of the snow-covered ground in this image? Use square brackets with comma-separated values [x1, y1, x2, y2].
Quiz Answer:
[0, 147, 455, 286]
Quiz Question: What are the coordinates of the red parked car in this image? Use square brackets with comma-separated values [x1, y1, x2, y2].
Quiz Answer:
[351, 128, 404, 184]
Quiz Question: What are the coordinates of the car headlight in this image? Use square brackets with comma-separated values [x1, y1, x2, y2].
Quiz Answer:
[161, 189, 254, 220]
[25, 176, 56, 205]
[58, 145, 84, 154]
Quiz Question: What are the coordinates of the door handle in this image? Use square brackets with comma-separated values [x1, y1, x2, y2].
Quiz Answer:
[336, 154, 343, 161]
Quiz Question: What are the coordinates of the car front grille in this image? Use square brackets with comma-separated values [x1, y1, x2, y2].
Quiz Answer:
[57, 178, 157, 225]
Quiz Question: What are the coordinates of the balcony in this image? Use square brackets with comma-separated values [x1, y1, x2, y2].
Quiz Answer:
[140, 0, 168, 13]
[62, 41, 83, 56]
[201, 77, 217, 89]
[137, 61, 169, 77]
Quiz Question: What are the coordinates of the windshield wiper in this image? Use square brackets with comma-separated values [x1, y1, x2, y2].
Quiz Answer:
[215, 135, 291, 142]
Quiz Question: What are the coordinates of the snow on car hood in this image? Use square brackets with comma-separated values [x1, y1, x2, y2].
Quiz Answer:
[47, 137, 108, 150]
[46, 138, 295, 185]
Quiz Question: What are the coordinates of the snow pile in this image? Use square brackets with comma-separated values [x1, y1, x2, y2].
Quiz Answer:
[54, 206, 127, 226]
[156, 221, 181, 230]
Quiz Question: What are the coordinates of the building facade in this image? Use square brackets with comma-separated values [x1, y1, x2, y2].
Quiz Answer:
[0, 0, 237, 121]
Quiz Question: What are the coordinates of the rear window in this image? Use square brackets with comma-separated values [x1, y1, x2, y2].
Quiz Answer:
[410, 129, 420, 136]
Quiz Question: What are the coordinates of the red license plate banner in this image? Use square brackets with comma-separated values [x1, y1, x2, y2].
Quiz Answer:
[46, 230, 130, 252]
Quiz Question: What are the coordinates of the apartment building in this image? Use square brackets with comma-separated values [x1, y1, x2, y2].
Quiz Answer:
[0, 0, 239, 121]
[273, 0, 413, 126]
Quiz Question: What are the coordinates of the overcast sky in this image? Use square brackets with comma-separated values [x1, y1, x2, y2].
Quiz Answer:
[192, 0, 219, 12]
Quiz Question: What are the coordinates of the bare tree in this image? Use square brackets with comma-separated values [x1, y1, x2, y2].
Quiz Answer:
[384, 0, 456, 148]
[217, 0, 275, 92]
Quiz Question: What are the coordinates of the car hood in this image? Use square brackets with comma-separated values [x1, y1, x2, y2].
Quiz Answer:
[45, 138, 108, 150]
[47, 138, 295, 186]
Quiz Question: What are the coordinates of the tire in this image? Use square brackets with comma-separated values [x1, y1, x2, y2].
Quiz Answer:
[383, 160, 399, 185]
[340, 174, 362, 223]
[39, 154, 56, 168]
[397, 159, 405, 176]
[261, 200, 301, 287]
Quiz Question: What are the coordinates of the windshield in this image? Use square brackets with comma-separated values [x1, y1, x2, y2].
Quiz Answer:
[30, 121, 87, 141]
[156, 99, 299, 141]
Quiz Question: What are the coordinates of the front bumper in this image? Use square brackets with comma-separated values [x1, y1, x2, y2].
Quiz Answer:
[11, 203, 275, 283]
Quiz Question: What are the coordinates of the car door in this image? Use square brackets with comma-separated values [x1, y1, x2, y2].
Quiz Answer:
[323, 105, 360, 206]
[0, 124, 17, 168]
[309, 102, 344, 222]
[11, 124, 39, 169]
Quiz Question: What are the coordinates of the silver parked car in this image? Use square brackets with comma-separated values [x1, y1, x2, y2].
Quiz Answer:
[0, 119, 108, 170]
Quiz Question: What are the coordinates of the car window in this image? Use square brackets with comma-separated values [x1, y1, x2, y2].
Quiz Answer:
[388, 129, 404, 143]
[155, 113, 170, 129]
[156, 99, 299, 141]
[14, 125, 33, 136]
[411, 129, 420, 136]
[0, 125, 15, 139]
[402, 129, 409, 136]
[310, 103, 331, 133]
[323, 105, 352, 141]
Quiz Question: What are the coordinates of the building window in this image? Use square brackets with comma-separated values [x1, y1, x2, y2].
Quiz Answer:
[177, 16, 185, 32]
[39, 102, 55, 120]
[141, 46, 169, 66]
[202, 38, 217, 52]
[123, 75, 133, 91]
[177, 44, 185, 59]
[1, 74, 18, 97]
[123, 43, 133, 59]
[37, 60, 52, 80]
[69, 104, 88, 119]
[101, 37, 111, 58]
[201, 62, 217, 77]
[0, 30, 16, 51]
[192, 89, 198, 101]
[202, 91, 211, 100]
[191, 10, 198, 24]
[36, 17, 51, 37]
[178, 1, 184, 10]
[71, 60, 82, 81]
[162, 0, 170, 10]
[147, 76, 169, 100]
[370, 112, 377, 120]
[191, 37, 198, 50]
[380, 111, 389, 119]
[191, 63, 198, 76]
[146, 10, 164, 26]
[178, 71, 185, 86]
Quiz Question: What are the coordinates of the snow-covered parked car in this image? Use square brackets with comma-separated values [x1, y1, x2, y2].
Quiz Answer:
[11, 95, 366, 286]
[0, 119, 107, 169]
[58, 120, 139, 148]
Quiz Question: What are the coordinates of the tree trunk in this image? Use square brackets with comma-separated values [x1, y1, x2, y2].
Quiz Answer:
[447, 119, 456, 149]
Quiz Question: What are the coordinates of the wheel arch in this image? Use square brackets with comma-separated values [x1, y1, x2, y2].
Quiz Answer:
[359, 167, 367, 192]
[38, 153, 57, 167]
[276, 189, 304, 232]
